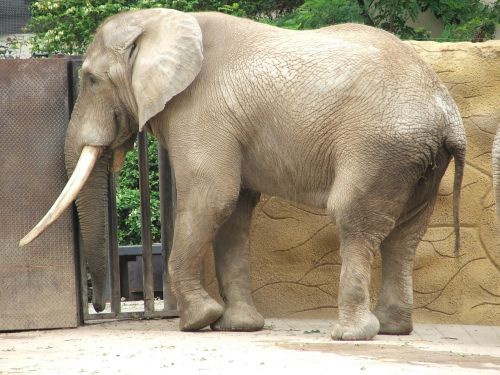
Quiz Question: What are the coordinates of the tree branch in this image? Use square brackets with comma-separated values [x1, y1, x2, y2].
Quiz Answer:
[357, 0, 375, 26]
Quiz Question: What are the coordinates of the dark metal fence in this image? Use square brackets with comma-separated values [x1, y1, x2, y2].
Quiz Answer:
[0, 0, 31, 35]
[68, 59, 178, 322]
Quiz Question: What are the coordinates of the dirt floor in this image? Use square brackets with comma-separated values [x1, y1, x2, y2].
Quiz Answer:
[0, 318, 499, 374]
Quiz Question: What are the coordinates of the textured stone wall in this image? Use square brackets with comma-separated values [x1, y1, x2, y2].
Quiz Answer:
[204, 40, 500, 325]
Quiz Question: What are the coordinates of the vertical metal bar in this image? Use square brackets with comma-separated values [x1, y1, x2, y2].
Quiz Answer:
[138, 132, 155, 312]
[108, 173, 121, 314]
[68, 58, 88, 323]
[158, 145, 177, 311]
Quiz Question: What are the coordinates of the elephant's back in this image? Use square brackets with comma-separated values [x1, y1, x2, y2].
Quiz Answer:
[189, 12, 455, 174]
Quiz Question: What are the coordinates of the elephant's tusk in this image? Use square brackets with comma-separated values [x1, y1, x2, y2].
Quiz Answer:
[19, 145, 103, 247]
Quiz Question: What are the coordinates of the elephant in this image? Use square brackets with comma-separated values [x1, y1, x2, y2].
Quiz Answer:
[20, 9, 466, 340]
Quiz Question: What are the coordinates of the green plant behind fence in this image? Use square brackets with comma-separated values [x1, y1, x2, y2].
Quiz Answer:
[116, 136, 161, 245]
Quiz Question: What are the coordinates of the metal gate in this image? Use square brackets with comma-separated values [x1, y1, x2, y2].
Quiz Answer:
[81, 134, 179, 321]
[0, 58, 178, 330]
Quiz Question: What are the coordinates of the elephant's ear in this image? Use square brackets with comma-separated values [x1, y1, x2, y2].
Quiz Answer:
[132, 9, 203, 131]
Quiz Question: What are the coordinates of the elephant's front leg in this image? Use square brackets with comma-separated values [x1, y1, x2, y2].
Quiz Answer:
[168, 155, 241, 331]
[211, 189, 264, 331]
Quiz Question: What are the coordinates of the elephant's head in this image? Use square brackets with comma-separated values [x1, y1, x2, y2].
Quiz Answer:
[20, 9, 203, 311]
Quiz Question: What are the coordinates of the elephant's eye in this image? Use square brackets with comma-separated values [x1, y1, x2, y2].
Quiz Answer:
[129, 43, 136, 60]
[88, 74, 97, 86]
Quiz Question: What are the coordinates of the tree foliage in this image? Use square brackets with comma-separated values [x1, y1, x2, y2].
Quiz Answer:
[273, 0, 498, 40]
[429, 0, 499, 42]
[115, 136, 161, 245]
[27, 0, 498, 244]
[359, 0, 425, 38]
[0, 35, 30, 59]
[29, 0, 497, 54]
[273, 0, 363, 29]
[29, 0, 163, 55]
[27, 0, 304, 54]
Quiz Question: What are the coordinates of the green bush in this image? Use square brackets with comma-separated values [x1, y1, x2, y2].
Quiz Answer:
[116, 136, 161, 245]
[439, 18, 496, 42]
[270, 0, 498, 40]
[28, 0, 303, 54]
[29, 0, 169, 55]
[432, 0, 499, 42]
[273, 0, 362, 29]
[0, 35, 30, 59]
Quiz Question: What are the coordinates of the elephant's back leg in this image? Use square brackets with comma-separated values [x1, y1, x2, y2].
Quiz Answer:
[374, 146, 451, 334]
[168, 139, 242, 331]
[326, 161, 417, 340]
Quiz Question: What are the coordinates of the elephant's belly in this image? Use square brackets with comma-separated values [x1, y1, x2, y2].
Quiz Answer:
[241, 152, 332, 209]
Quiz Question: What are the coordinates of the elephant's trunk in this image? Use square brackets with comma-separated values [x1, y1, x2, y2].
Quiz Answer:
[74, 155, 111, 312]
[65, 130, 112, 313]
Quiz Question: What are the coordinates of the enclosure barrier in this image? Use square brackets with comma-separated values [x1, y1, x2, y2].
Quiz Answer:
[68, 59, 179, 322]
[1, 58, 81, 330]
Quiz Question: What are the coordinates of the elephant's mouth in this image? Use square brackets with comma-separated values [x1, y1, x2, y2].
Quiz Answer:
[111, 131, 137, 173]
[19, 145, 103, 246]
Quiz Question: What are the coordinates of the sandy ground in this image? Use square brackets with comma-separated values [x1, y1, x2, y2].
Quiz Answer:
[0, 318, 499, 375]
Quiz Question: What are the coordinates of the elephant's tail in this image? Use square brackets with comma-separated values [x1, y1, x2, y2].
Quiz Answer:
[444, 119, 467, 256]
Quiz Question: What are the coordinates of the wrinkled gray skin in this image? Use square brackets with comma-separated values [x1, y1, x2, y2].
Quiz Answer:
[67, 9, 466, 340]
[494, 127, 500, 222]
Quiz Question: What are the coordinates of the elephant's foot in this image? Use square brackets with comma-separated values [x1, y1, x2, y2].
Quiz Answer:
[373, 305, 413, 335]
[331, 312, 380, 341]
[210, 302, 265, 332]
[179, 292, 224, 331]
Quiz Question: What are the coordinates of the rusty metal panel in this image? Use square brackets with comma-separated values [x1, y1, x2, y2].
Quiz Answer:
[0, 59, 79, 330]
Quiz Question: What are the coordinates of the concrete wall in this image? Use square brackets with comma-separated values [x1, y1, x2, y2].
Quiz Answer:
[204, 40, 500, 325]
